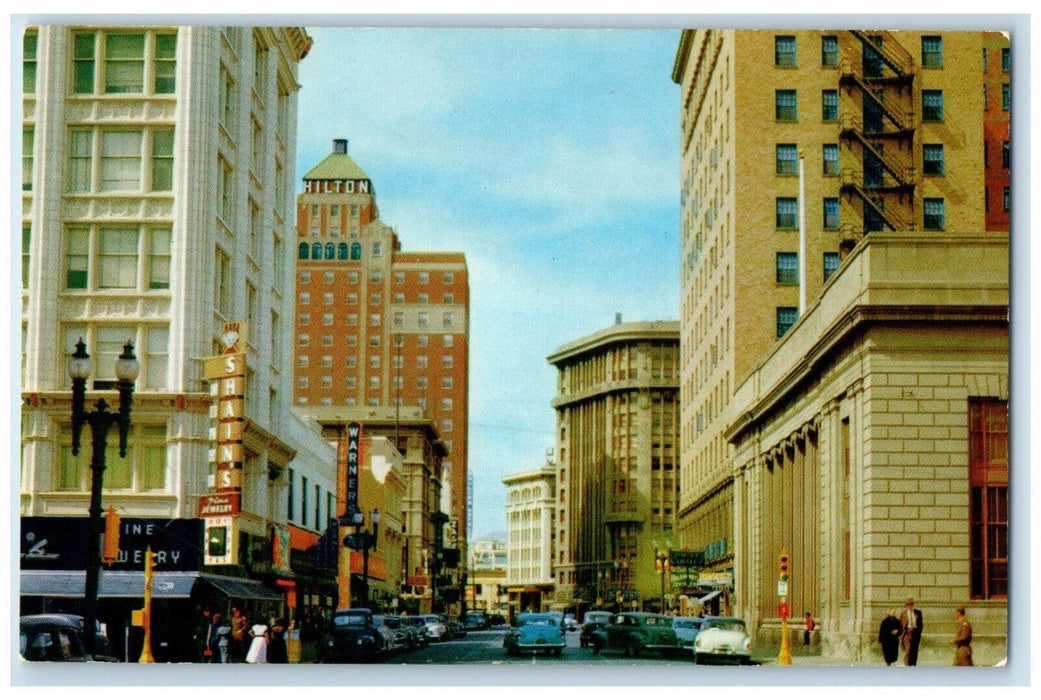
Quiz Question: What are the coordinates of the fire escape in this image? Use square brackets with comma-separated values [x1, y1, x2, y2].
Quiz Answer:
[838, 30, 919, 242]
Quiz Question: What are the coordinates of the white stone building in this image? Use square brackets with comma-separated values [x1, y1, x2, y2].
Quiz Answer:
[502, 464, 555, 613]
[18, 24, 335, 660]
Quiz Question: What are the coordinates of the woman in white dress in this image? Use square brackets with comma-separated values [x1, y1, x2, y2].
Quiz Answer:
[245, 621, 269, 663]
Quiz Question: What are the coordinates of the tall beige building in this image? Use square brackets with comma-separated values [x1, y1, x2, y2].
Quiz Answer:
[502, 464, 556, 613]
[547, 320, 680, 612]
[673, 30, 1009, 662]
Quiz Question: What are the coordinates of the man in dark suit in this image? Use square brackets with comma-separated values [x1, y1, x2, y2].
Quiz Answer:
[899, 597, 924, 666]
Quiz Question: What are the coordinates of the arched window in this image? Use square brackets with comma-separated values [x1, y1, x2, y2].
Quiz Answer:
[338, 242, 349, 260]
[298, 242, 309, 259]
[350, 242, 362, 260]
[325, 243, 335, 260]
[311, 243, 321, 260]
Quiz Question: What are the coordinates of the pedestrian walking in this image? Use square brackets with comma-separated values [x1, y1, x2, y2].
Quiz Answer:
[205, 612, 225, 663]
[194, 606, 213, 662]
[950, 607, 973, 666]
[245, 620, 269, 664]
[267, 613, 288, 664]
[899, 598, 924, 666]
[878, 609, 902, 665]
[229, 606, 249, 662]
[803, 612, 815, 646]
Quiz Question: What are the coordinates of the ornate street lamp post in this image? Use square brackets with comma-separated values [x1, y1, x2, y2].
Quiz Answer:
[68, 338, 139, 656]
[345, 509, 380, 608]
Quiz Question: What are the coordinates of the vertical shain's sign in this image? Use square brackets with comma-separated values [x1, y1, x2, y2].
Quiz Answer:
[346, 422, 361, 520]
[201, 322, 247, 566]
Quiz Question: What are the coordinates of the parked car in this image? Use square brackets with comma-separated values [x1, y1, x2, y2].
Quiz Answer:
[503, 612, 566, 657]
[321, 608, 383, 663]
[420, 614, 447, 641]
[563, 613, 578, 631]
[671, 616, 703, 656]
[403, 616, 430, 646]
[463, 612, 489, 630]
[692, 616, 752, 665]
[19, 614, 117, 662]
[589, 612, 678, 657]
[579, 610, 613, 648]
[373, 614, 412, 652]
[438, 614, 466, 639]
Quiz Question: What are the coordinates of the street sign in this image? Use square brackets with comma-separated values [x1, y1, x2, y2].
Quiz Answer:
[669, 550, 705, 569]
[777, 580, 789, 596]
[779, 602, 790, 619]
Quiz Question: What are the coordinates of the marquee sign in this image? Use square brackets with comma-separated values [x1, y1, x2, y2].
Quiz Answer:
[345, 422, 361, 520]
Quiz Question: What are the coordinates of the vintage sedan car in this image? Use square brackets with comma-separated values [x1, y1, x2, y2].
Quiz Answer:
[692, 616, 752, 664]
[322, 608, 383, 663]
[373, 614, 412, 652]
[579, 610, 612, 648]
[671, 616, 703, 655]
[463, 612, 489, 630]
[19, 614, 117, 662]
[403, 616, 430, 646]
[589, 612, 678, 657]
[420, 614, 447, 641]
[503, 612, 566, 656]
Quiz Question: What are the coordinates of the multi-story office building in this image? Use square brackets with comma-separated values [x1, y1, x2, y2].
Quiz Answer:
[293, 139, 471, 550]
[19, 25, 337, 661]
[468, 539, 508, 616]
[502, 464, 556, 614]
[673, 29, 1009, 662]
[547, 320, 680, 612]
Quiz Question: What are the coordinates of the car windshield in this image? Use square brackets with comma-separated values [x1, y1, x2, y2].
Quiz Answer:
[406, 618, 424, 626]
[584, 612, 611, 624]
[705, 619, 746, 632]
[383, 617, 400, 628]
[518, 615, 556, 626]
[332, 612, 369, 627]
[673, 618, 699, 629]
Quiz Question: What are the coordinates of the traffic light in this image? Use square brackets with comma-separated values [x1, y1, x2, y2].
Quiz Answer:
[778, 552, 790, 582]
[102, 506, 121, 565]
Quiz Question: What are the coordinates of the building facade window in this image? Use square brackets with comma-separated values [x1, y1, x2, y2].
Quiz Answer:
[63, 225, 170, 291]
[58, 423, 168, 492]
[776, 307, 798, 338]
[823, 252, 840, 282]
[822, 90, 838, 121]
[23, 31, 37, 93]
[821, 35, 838, 67]
[823, 197, 839, 229]
[922, 90, 944, 121]
[775, 35, 796, 67]
[776, 144, 797, 175]
[1001, 47, 1010, 72]
[969, 398, 1008, 599]
[775, 89, 797, 121]
[923, 198, 945, 230]
[776, 252, 798, 285]
[923, 144, 945, 175]
[823, 143, 839, 176]
[1002, 83, 1010, 111]
[921, 36, 943, 67]
[776, 197, 798, 229]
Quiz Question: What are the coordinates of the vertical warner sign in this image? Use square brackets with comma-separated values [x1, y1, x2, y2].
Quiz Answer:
[346, 422, 361, 519]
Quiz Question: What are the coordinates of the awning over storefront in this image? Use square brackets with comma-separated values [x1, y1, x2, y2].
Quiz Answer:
[22, 570, 282, 602]
[199, 573, 282, 602]
[20, 570, 197, 599]
[698, 590, 722, 604]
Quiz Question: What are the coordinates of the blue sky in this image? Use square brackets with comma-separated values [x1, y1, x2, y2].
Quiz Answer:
[294, 26, 683, 539]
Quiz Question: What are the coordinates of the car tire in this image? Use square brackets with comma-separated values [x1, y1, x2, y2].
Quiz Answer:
[555, 648, 563, 657]
[592, 642, 601, 655]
